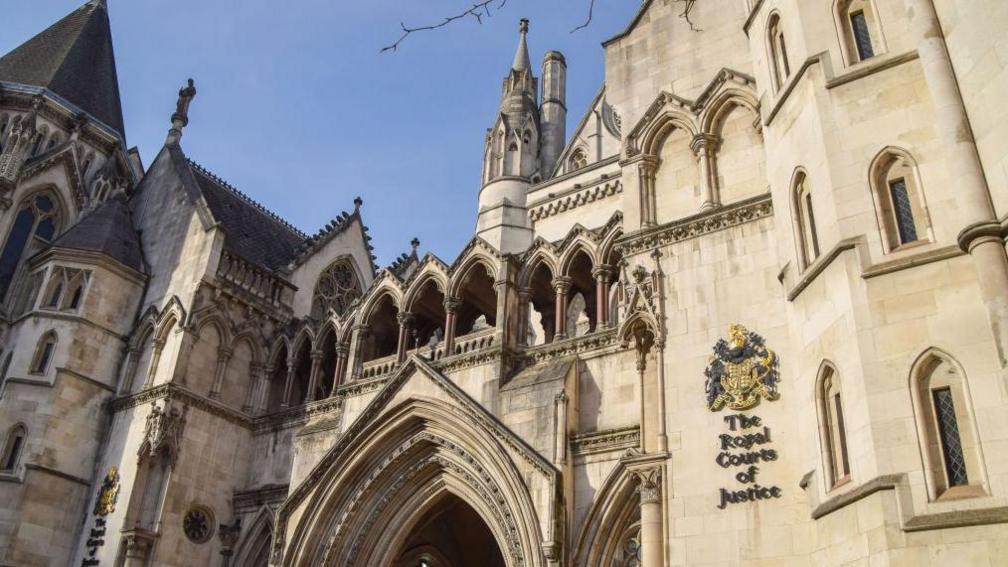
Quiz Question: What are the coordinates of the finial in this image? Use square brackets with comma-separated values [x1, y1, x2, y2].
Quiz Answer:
[353, 196, 363, 211]
[512, 19, 532, 72]
[411, 237, 420, 252]
[166, 78, 196, 145]
[519, 18, 529, 34]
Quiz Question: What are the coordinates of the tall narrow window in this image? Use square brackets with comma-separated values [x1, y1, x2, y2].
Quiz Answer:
[0, 194, 61, 300]
[793, 172, 820, 268]
[767, 15, 791, 90]
[911, 349, 985, 500]
[870, 149, 930, 252]
[30, 332, 56, 375]
[778, 33, 791, 77]
[888, 178, 917, 244]
[849, 11, 875, 60]
[1, 425, 26, 472]
[817, 364, 852, 489]
[932, 387, 969, 487]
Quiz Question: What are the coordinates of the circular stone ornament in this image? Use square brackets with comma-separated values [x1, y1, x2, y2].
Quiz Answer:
[183, 506, 215, 543]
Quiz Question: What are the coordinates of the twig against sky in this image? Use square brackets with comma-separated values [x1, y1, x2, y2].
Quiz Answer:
[380, 0, 509, 53]
[381, 0, 699, 53]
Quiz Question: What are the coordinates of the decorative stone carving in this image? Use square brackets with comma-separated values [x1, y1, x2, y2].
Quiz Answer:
[183, 505, 215, 543]
[137, 403, 186, 465]
[704, 324, 780, 412]
[633, 466, 662, 504]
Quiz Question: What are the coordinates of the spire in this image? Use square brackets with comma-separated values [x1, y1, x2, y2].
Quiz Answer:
[0, 0, 125, 137]
[512, 19, 531, 72]
[165, 79, 197, 146]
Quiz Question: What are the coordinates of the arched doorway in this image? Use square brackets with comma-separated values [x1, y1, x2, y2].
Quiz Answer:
[392, 493, 506, 567]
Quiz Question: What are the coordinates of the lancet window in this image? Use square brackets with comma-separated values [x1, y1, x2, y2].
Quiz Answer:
[0, 193, 62, 301]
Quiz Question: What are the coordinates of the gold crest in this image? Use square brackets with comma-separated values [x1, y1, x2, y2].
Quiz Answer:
[704, 324, 780, 411]
[93, 466, 119, 516]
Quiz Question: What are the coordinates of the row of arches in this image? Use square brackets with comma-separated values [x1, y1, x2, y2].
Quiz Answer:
[815, 348, 985, 501]
[791, 146, 932, 270]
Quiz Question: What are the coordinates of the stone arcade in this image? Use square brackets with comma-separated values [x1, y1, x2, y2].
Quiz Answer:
[2, 0, 1008, 565]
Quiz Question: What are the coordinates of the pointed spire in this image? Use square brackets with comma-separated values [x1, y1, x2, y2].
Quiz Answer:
[0, 0, 125, 136]
[512, 19, 531, 72]
[165, 79, 196, 145]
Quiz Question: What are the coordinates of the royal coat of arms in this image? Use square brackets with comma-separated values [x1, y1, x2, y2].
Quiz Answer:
[704, 324, 780, 411]
[93, 466, 119, 516]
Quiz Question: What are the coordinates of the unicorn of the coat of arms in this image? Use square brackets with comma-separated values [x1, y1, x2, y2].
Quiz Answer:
[704, 324, 780, 411]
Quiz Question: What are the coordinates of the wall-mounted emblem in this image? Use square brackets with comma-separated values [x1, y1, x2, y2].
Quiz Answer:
[705, 324, 779, 411]
[93, 466, 119, 516]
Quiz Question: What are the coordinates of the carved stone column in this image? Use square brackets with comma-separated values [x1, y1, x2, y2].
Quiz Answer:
[637, 156, 659, 227]
[120, 530, 156, 567]
[592, 265, 615, 329]
[331, 344, 350, 395]
[243, 363, 264, 413]
[443, 297, 460, 356]
[396, 312, 414, 363]
[143, 338, 166, 389]
[348, 324, 369, 380]
[209, 347, 233, 400]
[634, 466, 664, 567]
[904, 0, 1008, 364]
[281, 360, 295, 408]
[552, 276, 572, 341]
[690, 133, 721, 211]
[517, 288, 532, 346]
[554, 391, 568, 466]
[305, 350, 323, 402]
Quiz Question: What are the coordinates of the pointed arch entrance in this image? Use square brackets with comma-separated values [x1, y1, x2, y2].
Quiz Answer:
[275, 358, 560, 567]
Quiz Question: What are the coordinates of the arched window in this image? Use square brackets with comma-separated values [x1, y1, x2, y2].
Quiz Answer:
[0, 193, 62, 300]
[1, 424, 26, 472]
[30, 125, 47, 157]
[39, 267, 89, 312]
[869, 148, 931, 252]
[835, 0, 884, 65]
[568, 148, 588, 172]
[30, 331, 57, 375]
[792, 171, 820, 269]
[816, 363, 851, 490]
[311, 259, 361, 319]
[0, 352, 11, 398]
[910, 350, 986, 500]
[767, 14, 792, 91]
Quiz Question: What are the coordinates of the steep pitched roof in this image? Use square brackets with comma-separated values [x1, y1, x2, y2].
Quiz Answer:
[185, 160, 306, 271]
[0, 0, 125, 136]
[49, 196, 143, 272]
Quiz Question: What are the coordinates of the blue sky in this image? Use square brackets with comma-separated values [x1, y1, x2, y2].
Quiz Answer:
[4, 1, 641, 266]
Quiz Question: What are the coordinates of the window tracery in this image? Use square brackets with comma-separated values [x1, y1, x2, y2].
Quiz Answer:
[0, 193, 61, 301]
[569, 148, 588, 172]
[311, 260, 361, 319]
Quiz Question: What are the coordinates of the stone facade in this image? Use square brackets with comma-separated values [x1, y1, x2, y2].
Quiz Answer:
[1, 0, 1008, 565]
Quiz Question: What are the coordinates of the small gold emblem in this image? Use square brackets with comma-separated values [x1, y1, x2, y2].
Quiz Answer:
[704, 324, 779, 411]
[93, 466, 119, 516]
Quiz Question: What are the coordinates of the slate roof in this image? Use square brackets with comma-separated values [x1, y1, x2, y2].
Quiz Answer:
[49, 196, 143, 272]
[186, 160, 307, 271]
[0, 0, 125, 136]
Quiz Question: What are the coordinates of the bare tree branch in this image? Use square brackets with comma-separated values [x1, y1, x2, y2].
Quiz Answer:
[380, 0, 509, 53]
[676, 0, 701, 32]
[570, 0, 597, 33]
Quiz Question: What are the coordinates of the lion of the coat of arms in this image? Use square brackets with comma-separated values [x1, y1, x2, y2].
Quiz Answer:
[704, 324, 780, 411]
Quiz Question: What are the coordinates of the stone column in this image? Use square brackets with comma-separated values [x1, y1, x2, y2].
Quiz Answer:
[396, 312, 414, 363]
[443, 297, 460, 356]
[592, 265, 614, 329]
[121, 531, 155, 567]
[905, 0, 1008, 363]
[305, 350, 323, 401]
[554, 391, 568, 466]
[348, 324, 369, 380]
[634, 467, 664, 567]
[552, 276, 572, 341]
[637, 157, 659, 227]
[143, 339, 166, 389]
[281, 360, 295, 408]
[691, 133, 721, 211]
[517, 288, 532, 345]
[209, 347, 233, 400]
[120, 346, 140, 394]
[242, 363, 264, 413]
[331, 344, 350, 395]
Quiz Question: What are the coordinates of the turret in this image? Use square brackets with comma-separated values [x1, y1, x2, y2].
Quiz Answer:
[540, 51, 567, 176]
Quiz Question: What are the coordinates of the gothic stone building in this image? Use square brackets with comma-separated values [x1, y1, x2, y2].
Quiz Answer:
[1, 0, 1008, 565]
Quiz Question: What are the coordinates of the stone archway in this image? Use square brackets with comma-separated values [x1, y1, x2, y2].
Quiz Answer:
[391, 493, 506, 567]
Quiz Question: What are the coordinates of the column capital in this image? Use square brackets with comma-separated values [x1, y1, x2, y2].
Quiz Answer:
[335, 343, 351, 356]
[635, 154, 660, 177]
[217, 346, 233, 360]
[633, 465, 662, 504]
[396, 311, 414, 326]
[443, 296, 462, 312]
[551, 276, 573, 294]
[309, 350, 324, 361]
[689, 133, 721, 155]
[591, 264, 616, 282]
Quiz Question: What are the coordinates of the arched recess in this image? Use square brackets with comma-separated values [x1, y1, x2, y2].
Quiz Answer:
[266, 341, 290, 413]
[572, 462, 642, 567]
[451, 260, 497, 339]
[359, 291, 401, 364]
[186, 319, 223, 393]
[652, 118, 700, 224]
[561, 245, 598, 337]
[909, 348, 988, 501]
[278, 396, 553, 567]
[815, 360, 852, 491]
[703, 91, 765, 207]
[233, 506, 274, 567]
[223, 336, 258, 410]
[404, 276, 447, 353]
[519, 255, 557, 346]
[315, 324, 338, 399]
[287, 333, 313, 406]
[790, 168, 820, 270]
